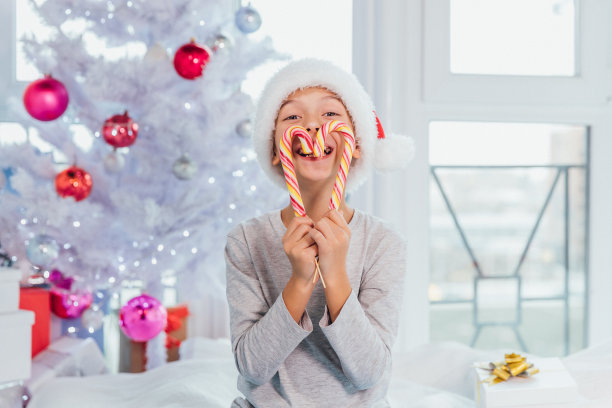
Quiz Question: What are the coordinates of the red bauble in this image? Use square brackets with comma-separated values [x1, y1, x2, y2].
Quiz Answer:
[55, 166, 93, 201]
[23, 75, 69, 121]
[102, 111, 138, 148]
[173, 40, 211, 80]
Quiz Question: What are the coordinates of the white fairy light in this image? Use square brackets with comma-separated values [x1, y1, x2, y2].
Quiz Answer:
[170, 249, 176, 256]
[182, 230, 190, 237]
[67, 326, 76, 334]
[118, 265, 126, 272]
[157, 244, 164, 251]
[109, 276, 116, 283]
[151, 257, 157, 265]
[208, 177, 215, 183]
[73, 221, 80, 227]
[191, 248, 198, 254]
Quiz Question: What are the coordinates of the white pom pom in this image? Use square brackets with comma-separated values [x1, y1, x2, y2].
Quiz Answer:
[374, 134, 416, 171]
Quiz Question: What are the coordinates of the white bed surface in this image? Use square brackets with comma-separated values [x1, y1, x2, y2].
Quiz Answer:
[27, 338, 612, 408]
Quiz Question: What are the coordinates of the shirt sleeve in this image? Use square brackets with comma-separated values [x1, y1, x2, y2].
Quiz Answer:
[319, 230, 406, 390]
[225, 230, 312, 386]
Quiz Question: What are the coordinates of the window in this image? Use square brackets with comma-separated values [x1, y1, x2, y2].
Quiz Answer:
[241, 0, 352, 98]
[429, 121, 588, 356]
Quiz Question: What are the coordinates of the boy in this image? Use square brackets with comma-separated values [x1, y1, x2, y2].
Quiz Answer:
[226, 59, 412, 407]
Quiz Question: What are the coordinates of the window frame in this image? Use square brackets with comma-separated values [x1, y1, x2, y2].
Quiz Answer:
[352, 0, 612, 352]
[423, 0, 610, 106]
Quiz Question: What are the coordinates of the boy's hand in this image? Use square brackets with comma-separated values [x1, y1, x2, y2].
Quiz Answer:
[282, 216, 318, 284]
[309, 210, 351, 285]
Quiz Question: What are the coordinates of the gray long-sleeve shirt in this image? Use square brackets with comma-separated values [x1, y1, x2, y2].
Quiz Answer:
[225, 210, 406, 407]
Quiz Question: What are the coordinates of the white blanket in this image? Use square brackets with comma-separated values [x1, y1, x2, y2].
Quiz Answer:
[27, 338, 612, 408]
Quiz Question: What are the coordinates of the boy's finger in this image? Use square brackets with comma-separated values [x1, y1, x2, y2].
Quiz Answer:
[326, 210, 350, 233]
[314, 218, 335, 240]
[285, 216, 314, 237]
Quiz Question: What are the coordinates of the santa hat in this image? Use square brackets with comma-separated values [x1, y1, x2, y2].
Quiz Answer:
[252, 58, 415, 192]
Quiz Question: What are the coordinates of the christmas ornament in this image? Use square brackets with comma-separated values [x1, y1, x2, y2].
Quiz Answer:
[236, 118, 252, 138]
[103, 150, 126, 173]
[119, 294, 167, 342]
[207, 33, 232, 54]
[235, 5, 262, 33]
[55, 166, 93, 201]
[81, 306, 104, 332]
[49, 269, 73, 290]
[173, 40, 211, 80]
[102, 111, 138, 148]
[23, 75, 69, 121]
[172, 154, 198, 180]
[25, 234, 60, 268]
[144, 42, 169, 63]
[50, 287, 93, 318]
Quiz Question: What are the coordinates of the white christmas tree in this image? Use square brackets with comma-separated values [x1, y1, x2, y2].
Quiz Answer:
[0, 0, 285, 366]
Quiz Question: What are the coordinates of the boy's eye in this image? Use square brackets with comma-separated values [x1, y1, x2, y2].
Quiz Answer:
[283, 114, 299, 120]
[324, 112, 338, 117]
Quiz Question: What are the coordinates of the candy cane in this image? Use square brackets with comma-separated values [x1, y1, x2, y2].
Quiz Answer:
[323, 121, 355, 210]
[279, 121, 355, 288]
[279, 125, 324, 217]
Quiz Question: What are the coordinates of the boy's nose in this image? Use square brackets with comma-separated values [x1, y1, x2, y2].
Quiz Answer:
[306, 127, 319, 132]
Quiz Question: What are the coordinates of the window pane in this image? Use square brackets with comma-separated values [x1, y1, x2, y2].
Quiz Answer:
[429, 121, 587, 356]
[241, 0, 352, 98]
[450, 0, 576, 76]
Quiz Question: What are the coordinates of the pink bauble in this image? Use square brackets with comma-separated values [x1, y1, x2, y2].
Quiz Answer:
[119, 294, 167, 342]
[102, 111, 138, 148]
[23, 75, 69, 121]
[50, 288, 93, 319]
[173, 40, 211, 80]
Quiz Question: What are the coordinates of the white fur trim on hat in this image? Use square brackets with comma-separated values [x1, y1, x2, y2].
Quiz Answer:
[252, 58, 413, 192]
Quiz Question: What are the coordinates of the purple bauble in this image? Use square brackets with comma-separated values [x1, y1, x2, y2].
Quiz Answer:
[119, 294, 167, 342]
[23, 75, 69, 121]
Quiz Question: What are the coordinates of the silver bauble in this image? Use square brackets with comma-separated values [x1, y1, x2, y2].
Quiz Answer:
[144, 42, 170, 63]
[103, 150, 126, 173]
[208, 34, 232, 54]
[81, 306, 104, 332]
[26, 234, 60, 268]
[173, 155, 198, 180]
[235, 6, 262, 33]
[236, 118, 253, 138]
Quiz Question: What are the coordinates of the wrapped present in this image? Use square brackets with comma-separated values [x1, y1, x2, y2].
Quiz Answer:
[26, 336, 108, 394]
[19, 287, 51, 357]
[474, 355, 580, 407]
[0, 267, 21, 313]
[0, 310, 35, 383]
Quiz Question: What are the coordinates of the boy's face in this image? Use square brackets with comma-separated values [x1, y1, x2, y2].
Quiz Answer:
[271, 87, 360, 186]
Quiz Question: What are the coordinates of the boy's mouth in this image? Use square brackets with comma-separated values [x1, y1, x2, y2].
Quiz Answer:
[296, 146, 333, 159]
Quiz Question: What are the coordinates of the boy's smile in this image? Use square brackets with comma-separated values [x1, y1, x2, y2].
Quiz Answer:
[272, 86, 360, 185]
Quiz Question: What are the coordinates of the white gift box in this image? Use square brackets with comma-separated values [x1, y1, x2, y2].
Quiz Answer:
[0, 267, 21, 313]
[0, 310, 35, 383]
[475, 357, 580, 407]
[26, 336, 108, 394]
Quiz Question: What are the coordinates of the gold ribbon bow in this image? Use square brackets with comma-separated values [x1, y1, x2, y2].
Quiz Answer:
[478, 353, 540, 385]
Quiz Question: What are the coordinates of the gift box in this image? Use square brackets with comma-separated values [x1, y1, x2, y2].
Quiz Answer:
[0, 310, 35, 383]
[475, 357, 580, 407]
[121, 304, 189, 372]
[26, 336, 108, 394]
[0, 267, 21, 313]
[19, 287, 51, 357]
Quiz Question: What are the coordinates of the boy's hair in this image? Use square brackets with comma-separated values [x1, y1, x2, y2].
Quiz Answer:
[252, 58, 414, 193]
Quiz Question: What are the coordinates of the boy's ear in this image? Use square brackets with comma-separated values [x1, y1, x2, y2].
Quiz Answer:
[272, 146, 281, 166]
[352, 143, 361, 159]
